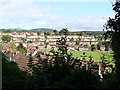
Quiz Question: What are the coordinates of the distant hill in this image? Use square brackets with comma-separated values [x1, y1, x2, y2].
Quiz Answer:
[81, 31, 105, 36]
[73, 31, 106, 36]
[30, 28, 55, 32]
[0, 28, 27, 32]
[0, 28, 55, 32]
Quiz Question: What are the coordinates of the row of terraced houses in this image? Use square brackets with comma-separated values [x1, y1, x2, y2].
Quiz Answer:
[0, 31, 111, 52]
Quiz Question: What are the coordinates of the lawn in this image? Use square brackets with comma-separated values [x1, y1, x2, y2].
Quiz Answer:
[68, 51, 113, 62]
[44, 49, 113, 62]
[44, 50, 113, 62]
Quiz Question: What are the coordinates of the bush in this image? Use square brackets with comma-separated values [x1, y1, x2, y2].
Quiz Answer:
[2, 55, 28, 89]
[98, 73, 120, 90]
[2, 35, 11, 43]
[91, 44, 97, 51]
[16, 43, 27, 53]
[53, 69, 99, 89]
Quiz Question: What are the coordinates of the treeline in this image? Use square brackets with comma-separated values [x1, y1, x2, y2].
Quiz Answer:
[76, 31, 105, 36]
[0, 28, 105, 36]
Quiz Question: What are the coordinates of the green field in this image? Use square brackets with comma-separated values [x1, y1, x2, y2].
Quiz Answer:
[44, 49, 113, 62]
[68, 51, 113, 62]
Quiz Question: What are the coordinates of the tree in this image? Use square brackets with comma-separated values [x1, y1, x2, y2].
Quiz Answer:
[53, 69, 99, 89]
[59, 28, 69, 35]
[27, 36, 73, 86]
[56, 36, 68, 55]
[53, 30, 58, 35]
[104, 2, 120, 81]
[89, 55, 93, 62]
[16, 43, 27, 53]
[20, 38, 26, 43]
[48, 37, 72, 83]
[44, 31, 50, 35]
[37, 32, 40, 37]
[2, 53, 28, 89]
[10, 42, 16, 51]
[2, 35, 11, 43]
[97, 42, 102, 50]
[91, 44, 97, 51]
[80, 52, 87, 61]
[100, 54, 111, 66]
[104, 41, 111, 51]
[44, 35, 48, 48]
[2, 30, 12, 33]
[77, 32, 83, 36]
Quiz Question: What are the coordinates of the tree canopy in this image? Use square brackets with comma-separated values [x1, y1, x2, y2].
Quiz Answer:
[2, 35, 11, 43]
[59, 28, 69, 35]
[104, 2, 120, 82]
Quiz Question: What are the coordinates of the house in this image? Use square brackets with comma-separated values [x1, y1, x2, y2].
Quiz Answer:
[1, 32, 111, 52]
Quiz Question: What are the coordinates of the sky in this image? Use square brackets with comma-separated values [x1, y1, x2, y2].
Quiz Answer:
[0, 0, 116, 31]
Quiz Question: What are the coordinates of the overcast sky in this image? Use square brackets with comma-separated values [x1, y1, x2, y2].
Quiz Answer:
[0, 0, 115, 31]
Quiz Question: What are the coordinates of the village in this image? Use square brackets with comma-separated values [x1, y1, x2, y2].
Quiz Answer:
[0, 31, 112, 79]
[0, 31, 111, 51]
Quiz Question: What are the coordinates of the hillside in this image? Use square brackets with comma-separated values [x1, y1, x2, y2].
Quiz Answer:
[30, 28, 55, 32]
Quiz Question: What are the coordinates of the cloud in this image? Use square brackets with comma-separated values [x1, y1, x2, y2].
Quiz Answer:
[0, 1, 53, 28]
[0, 1, 109, 31]
[0, 0, 113, 2]
[43, 16, 107, 31]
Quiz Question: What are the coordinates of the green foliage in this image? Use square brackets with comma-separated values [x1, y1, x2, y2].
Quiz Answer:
[2, 30, 12, 33]
[75, 38, 81, 46]
[100, 53, 114, 68]
[53, 30, 58, 35]
[56, 37, 68, 55]
[97, 42, 102, 50]
[16, 43, 27, 53]
[36, 46, 38, 49]
[49, 36, 72, 75]
[91, 44, 97, 51]
[2, 53, 28, 89]
[27, 75, 49, 89]
[27, 37, 73, 86]
[89, 55, 93, 62]
[80, 52, 87, 61]
[37, 31, 40, 36]
[44, 31, 50, 35]
[53, 69, 99, 89]
[10, 42, 16, 51]
[77, 32, 83, 36]
[44, 42, 48, 48]
[100, 54, 109, 65]
[16, 48, 27, 53]
[27, 41, 33, 43]
[2, 35, 11, 43]
[98, 73, 120, 90]
[102, 41, 111, 51]
[20, 38, 26, 42]
[104, 2, 120, 80]
[59, 28, 69, 35]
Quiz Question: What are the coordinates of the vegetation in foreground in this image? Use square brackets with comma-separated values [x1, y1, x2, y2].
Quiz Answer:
[2, 36, 117, 89]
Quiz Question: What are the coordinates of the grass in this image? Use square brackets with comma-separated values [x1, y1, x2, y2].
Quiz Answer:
[44, 49, 113, 62]
[68, 51, 113, 62]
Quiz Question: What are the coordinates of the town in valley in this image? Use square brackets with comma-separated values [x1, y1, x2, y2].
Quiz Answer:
[0, 29, 112, 76]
